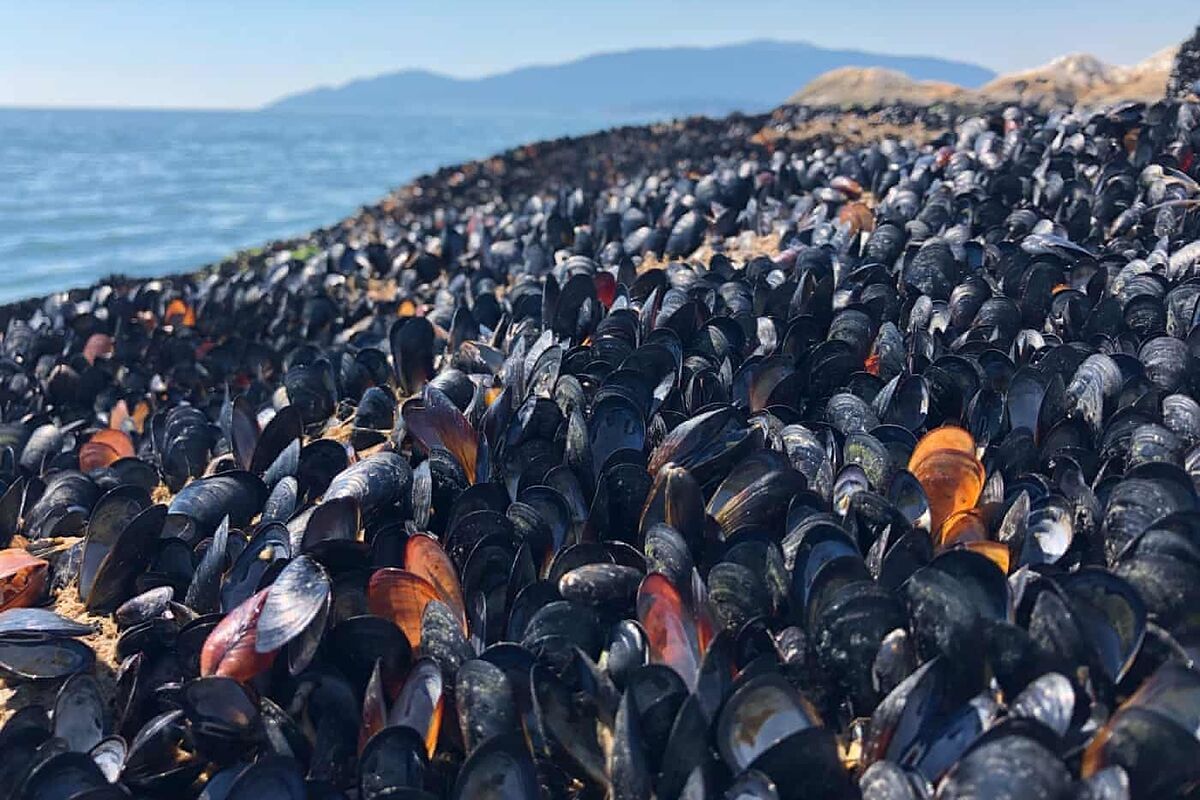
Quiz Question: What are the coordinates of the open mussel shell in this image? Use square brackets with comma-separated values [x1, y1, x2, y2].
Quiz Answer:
[15, 750, 112, 800]
[874, 374, 930, 431]
[221, 523, 289, 613]
[53, 673, 107, 753]
[713, 671, 854, 800]
[888, 470, 931, 532]
[716, 673, 822, 772]
[82, 503, 166, 612]
[0, 637, 95, 681]
[88, 736, 127, 784]
[0, 607, 95, 640]
[590, 395, 646, 477]
[402, 388, 478, 485]
[78, 484, 150, 600]
[1059, 569, 1146, 684]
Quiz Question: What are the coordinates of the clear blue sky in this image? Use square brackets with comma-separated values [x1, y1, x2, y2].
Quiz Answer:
[0, 0, 1192, 109]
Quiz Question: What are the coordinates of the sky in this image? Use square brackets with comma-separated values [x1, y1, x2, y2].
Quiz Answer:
[0, 0, 1193, 109]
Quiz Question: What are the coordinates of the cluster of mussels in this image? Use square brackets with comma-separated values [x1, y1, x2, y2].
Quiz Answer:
[1, 96, 1200, 800]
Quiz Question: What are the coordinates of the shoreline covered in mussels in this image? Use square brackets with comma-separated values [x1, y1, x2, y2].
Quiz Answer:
[0, 104, 954, 325]
[0, 92, 1199, 800]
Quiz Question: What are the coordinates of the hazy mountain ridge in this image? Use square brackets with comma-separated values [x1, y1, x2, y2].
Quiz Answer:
[788, 46, 1179, 109]
[266, 40, 995, 115]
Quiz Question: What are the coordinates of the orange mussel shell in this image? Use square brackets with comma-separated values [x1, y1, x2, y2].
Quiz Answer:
[909, 427, 985, 537]
[939, 509, 988, 549]
[79, 429, 135, 472]
[367, 568, 442, 649]
[109, 399, 150, 434]
[164, 299, 196, 327]
[838, 201, 875, 237]
[830, 176, 864, 198]
[405, 534, 467, 631]
[0, 549, 48, 611]
[912, 450, 985, 535]
[909, 425, 976, 470]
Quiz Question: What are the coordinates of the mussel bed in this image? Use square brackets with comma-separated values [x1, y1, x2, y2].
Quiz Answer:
[0, 97, 1199, 799]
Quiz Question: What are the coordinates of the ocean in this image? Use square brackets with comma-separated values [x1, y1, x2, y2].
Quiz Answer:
[0, 107, 655, 303]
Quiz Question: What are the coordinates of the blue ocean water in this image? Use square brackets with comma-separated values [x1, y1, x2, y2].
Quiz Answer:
[0, 107, 655, 303]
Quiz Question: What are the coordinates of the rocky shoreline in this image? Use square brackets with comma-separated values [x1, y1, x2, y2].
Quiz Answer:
[0, 105, 955, 326]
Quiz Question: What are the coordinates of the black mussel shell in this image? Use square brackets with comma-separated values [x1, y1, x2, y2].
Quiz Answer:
[0, 638, 95, 681]
[451, 733, 540, 800]
[0, 607, 94, 641]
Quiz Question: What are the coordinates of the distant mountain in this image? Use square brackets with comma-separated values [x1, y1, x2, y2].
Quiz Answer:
[265, 40, 994, 116]
[787, 47, 1177, 110]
